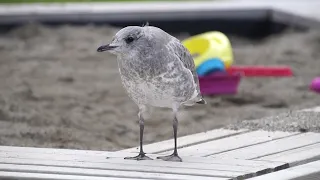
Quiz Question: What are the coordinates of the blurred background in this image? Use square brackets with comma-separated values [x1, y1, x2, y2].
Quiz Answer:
[0, 0, 319, 151]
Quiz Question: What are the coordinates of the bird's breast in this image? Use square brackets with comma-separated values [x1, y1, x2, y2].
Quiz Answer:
[117, 56, 197, 107]
[119, 70, 196, 107]
[118, 54, 170, 80]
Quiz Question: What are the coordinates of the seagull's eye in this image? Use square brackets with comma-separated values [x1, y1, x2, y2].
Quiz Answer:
[125, 37, 134, 44]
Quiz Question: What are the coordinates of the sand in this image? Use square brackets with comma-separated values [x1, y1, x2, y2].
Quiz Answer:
[227, 110, 320, 133]
[0, 24, 319, 151]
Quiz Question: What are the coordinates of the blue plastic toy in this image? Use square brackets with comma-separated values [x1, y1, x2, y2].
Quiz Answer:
[196, 58, 225, 76]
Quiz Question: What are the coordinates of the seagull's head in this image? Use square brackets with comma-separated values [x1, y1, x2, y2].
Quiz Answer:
[97, 25, 170, 58]
[97, 26, 146, 57]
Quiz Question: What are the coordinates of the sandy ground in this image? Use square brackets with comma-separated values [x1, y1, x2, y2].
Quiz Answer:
[0, 24, 319, 151]
[227, 110, 320, 133]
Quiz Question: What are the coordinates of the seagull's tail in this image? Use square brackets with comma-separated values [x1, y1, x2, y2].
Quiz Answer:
[183, 90, 206, 106]
[196, 97, 207, 105]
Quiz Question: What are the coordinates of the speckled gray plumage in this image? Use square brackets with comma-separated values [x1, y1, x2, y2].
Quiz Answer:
[107, 25, 203, 108]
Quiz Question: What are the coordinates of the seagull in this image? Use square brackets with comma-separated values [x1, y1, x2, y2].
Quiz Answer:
[97, 25, 206, 162]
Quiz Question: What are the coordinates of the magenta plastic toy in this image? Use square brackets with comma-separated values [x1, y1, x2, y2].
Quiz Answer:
[198, 72, 241, 95]
[310, 77, 320, 93]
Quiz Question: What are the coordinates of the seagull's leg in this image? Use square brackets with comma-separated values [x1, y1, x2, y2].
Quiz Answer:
[125, 105, 152, 160]
[157, 105, 182, 162]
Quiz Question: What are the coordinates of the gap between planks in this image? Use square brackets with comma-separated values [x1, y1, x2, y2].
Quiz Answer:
[167, 130, 300, 157]
[256, 143, 320, 167]
[208, 132, 320, 160]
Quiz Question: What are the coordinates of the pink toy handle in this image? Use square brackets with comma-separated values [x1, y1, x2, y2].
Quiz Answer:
[226, 66, 293, 77]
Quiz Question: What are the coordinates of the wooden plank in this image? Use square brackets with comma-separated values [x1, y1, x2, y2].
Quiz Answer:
[119, 128, 248, 154]
[0, 151, 279, 174]
[248, 160, 320, 180]
[0, 164, 227, 180]
[171, 131, 299, 157]
[256, 143, 320, 166]
[210, 132, 320, 160]
[0, 145, 113, 156]
[0, 146, 287, 170]
[0, 171, 152, 180]
[0, 157, 242, 179]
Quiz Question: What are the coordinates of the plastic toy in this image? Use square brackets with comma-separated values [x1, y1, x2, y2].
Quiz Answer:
[184, 31, 294, 95]
[196, 57, 225, 76]
[182, 31, 233, 71]
[199, 72, 241, 95]
[310, 77, 320, 93]
[226, 66, 293, 77]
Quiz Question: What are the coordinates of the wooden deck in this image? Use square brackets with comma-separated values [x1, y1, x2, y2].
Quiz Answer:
[0, 131, 291, 180]
[1, 106, 320, 180]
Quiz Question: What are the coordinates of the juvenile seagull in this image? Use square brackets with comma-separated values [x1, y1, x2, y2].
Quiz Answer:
[97, 25, 206, 162]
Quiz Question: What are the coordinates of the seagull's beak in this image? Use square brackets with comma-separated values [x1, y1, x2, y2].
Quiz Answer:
[97, 44, 118, 52]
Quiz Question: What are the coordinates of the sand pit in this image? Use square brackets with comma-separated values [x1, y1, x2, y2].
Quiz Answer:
[0, 24, 319, 151]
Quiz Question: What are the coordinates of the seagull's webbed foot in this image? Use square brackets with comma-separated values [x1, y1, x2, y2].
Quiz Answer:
[124, 152, 153, 161]
[157, 153, 182, 162]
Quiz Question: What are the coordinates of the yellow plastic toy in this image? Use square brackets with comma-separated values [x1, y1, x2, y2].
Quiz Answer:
[182, 31, 234, 69]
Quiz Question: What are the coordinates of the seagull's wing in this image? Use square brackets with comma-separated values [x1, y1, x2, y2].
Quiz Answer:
[167, 38, 206, 104]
